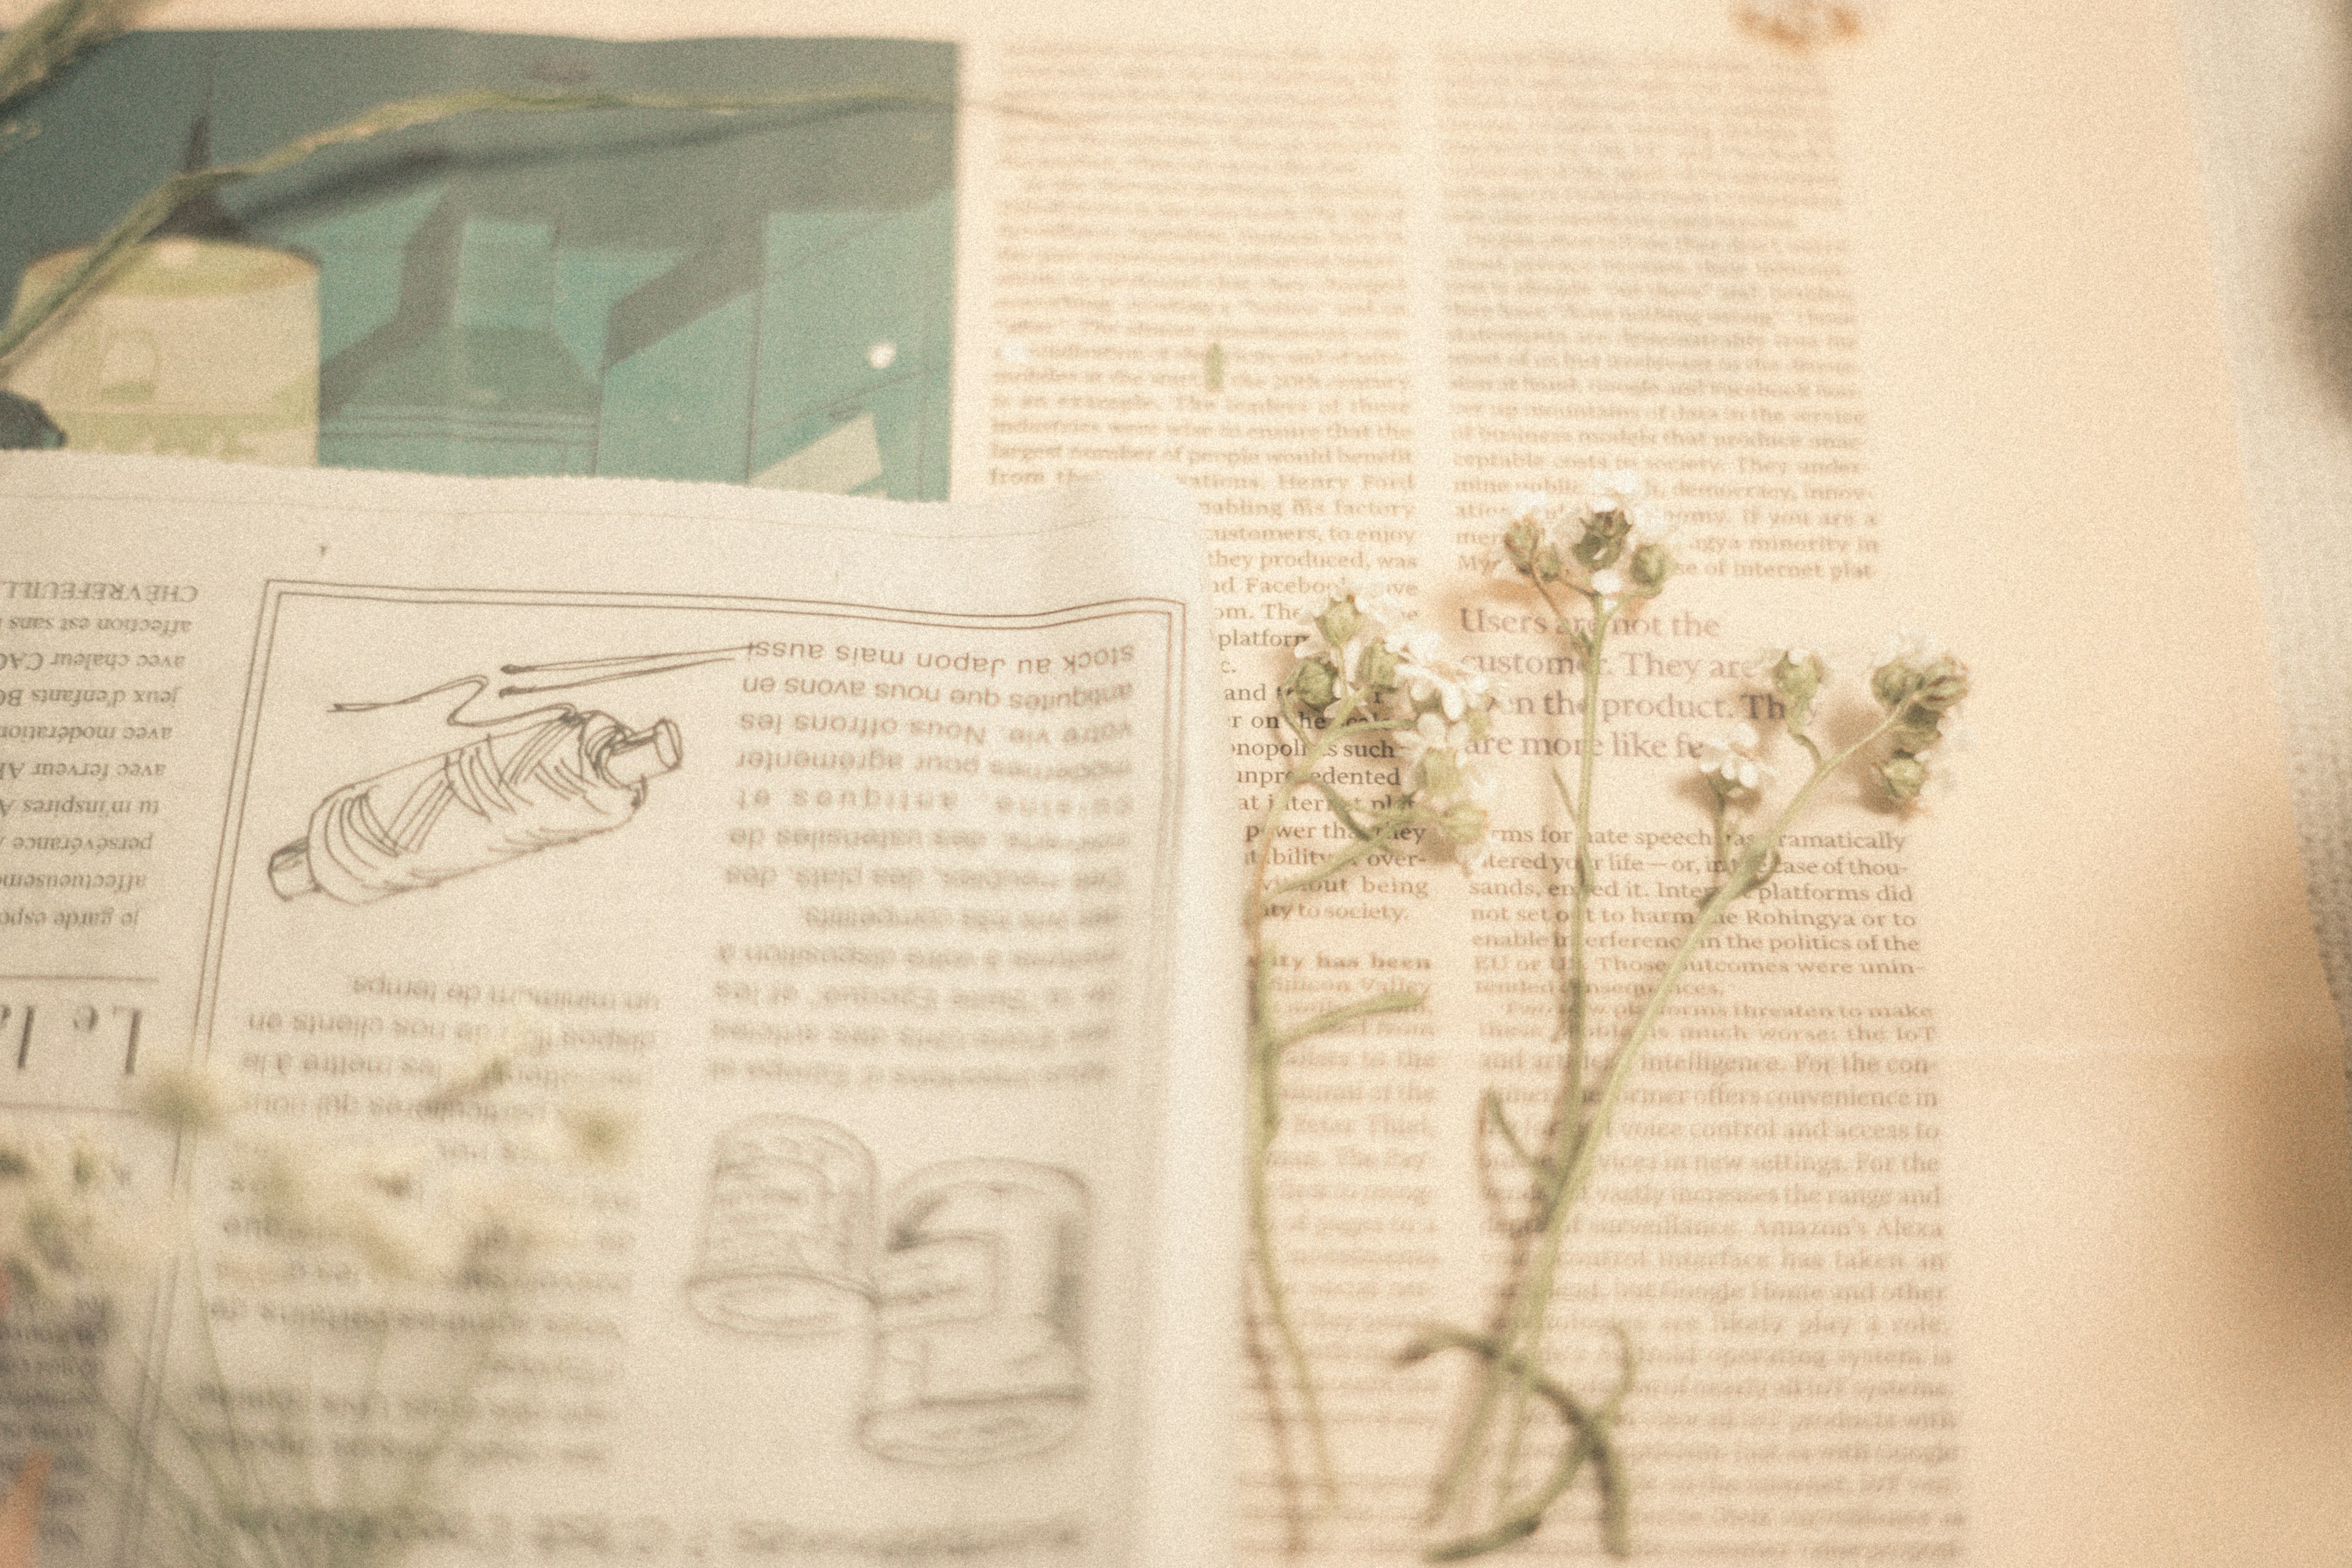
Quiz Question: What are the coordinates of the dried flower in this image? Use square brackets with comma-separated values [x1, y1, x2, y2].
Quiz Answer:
[1290, 655, 1337, 711]
[558, 1096, 637, 1169]
[1626, 541, 1676, 597]
[0, 1123, 143, 1301]
[1867, 633, 1969, 783]
[1698, 722, 1773, 798]
[1757, 647, 1827, 731]
[233, 1137, 445, 1283]
[130, 1061, 230, 1136]
[1877, 752, 1929, 803]
[1583, 468, 1645, 517]
[1491, 470, 1677, 605]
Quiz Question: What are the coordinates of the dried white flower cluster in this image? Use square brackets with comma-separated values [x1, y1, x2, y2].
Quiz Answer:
[1698, 721, 1773, 799]
[1697, 637, 1970, 811]
[0, 1126, 145, 1305]
[42, 1047, 643, 1297]
[1496, 470, 1681, 612]
[1865, 631, 1970, 804]
[1697, 648, 1824, 803]
[224, 1136, 556, 1288]
[1288, 588, 1502, 853]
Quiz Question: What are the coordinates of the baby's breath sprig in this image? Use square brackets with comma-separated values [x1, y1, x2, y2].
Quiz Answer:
[1247, 587, 1500, 1545]
[0, 1046, 640, 1568]
[1417, 475, 1967, 1560]
[0, 1121, 143, 1310]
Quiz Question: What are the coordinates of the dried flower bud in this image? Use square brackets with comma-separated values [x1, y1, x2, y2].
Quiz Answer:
[1503, 517, 1547, 575]
[1878, 752, 1929, 802]
[1913, 654, 1969, 712]
[1439, 800, 1490, 846]
[1316, 597, 1362, 649]
[132, 1064, 230, 1136]
[1291, 657, 1336, 712]
[1356, 640, 1401, 693]
[1627, 541, 1676, 597]
[1871, 657, 1920, 709]
[1871, 631, 1961, 714]
[1761, 649, 1825, 731]
[1889, 703, 1943, 753]
[1572, 510, 1630, 571]
[559, 1098, 637, 1169]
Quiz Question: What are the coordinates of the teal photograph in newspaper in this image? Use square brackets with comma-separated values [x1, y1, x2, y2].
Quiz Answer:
[0, 31, 956, 499]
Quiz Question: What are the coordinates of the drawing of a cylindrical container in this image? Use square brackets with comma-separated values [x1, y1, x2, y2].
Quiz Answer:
[268, 711, 680, 904]
[862, 1161, 1088, 1465]
[687, 1116, 876, 1336]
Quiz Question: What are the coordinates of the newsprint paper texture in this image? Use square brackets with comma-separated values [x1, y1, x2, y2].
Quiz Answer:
[0, 455, 1240, 1568]
[4, 0, 2352, 1564]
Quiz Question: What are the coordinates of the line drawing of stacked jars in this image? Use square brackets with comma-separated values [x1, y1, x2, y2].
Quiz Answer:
[685, 1114, 1090, 1467]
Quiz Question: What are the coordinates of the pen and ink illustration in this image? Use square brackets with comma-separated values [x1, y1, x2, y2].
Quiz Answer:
[865, 1160, 1089, 1466]
[266, 643, 747, 904]
[687, 1118, 1091, 1466]
[0, 32, 954, 498]
[267, 707, 682, 904]
[688, 1114, 878, 1336]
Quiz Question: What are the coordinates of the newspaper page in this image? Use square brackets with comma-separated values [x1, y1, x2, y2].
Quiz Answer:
[940, 2, 2352, 1564]
[2, 0, 2348, 1564]
[0, 455, 1238, 1568]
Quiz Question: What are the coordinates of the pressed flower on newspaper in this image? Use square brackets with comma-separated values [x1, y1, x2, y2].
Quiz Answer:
[0, 1048, 640, 1568]
[1411, 475, 1970, 1562]
[1245, 586, 1500, 1545]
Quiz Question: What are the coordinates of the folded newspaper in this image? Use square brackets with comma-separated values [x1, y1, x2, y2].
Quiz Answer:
[0, 453, 1239, 1568]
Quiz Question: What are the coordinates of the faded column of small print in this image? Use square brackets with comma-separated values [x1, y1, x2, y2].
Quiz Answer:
[984, 39, 1959, 1566]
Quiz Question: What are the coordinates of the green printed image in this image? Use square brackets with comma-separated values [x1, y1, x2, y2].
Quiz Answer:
[0, 31, 955, 498]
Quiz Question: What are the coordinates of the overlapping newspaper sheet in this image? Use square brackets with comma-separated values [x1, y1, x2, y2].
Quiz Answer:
[0, 458, 1237, 1568]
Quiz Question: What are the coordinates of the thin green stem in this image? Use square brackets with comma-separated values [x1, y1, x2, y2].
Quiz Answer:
[1480, 1091, 1544, 1178]
[1404, 1325, 1637, 1562]
[1491, 589, 1606, 1513]
[1277, 989, 1424, 1050]
[1243, 685, 1415, 1531]
[178, 1219, 304, 1568]
[1306, 776, 1378, 840]
[1430, 696, 1908, 1556]
[85, 1382, 257, 1568]
[0, 0, 146, 114]
[1556, 709, 1902, 1178]
[85, 1360, 261, 1568]
[1265, 821, 1414, 902]
[1430, 594, 1600, 1527]
[1248, 997, 1338, 1515]
[0, 85, 948, 368]
[334, 1305, 394, 1536]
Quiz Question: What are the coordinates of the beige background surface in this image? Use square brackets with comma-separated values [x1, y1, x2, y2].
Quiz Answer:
[2176, 0, 2352, 1054]
[7, 2, 2351, 1561]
